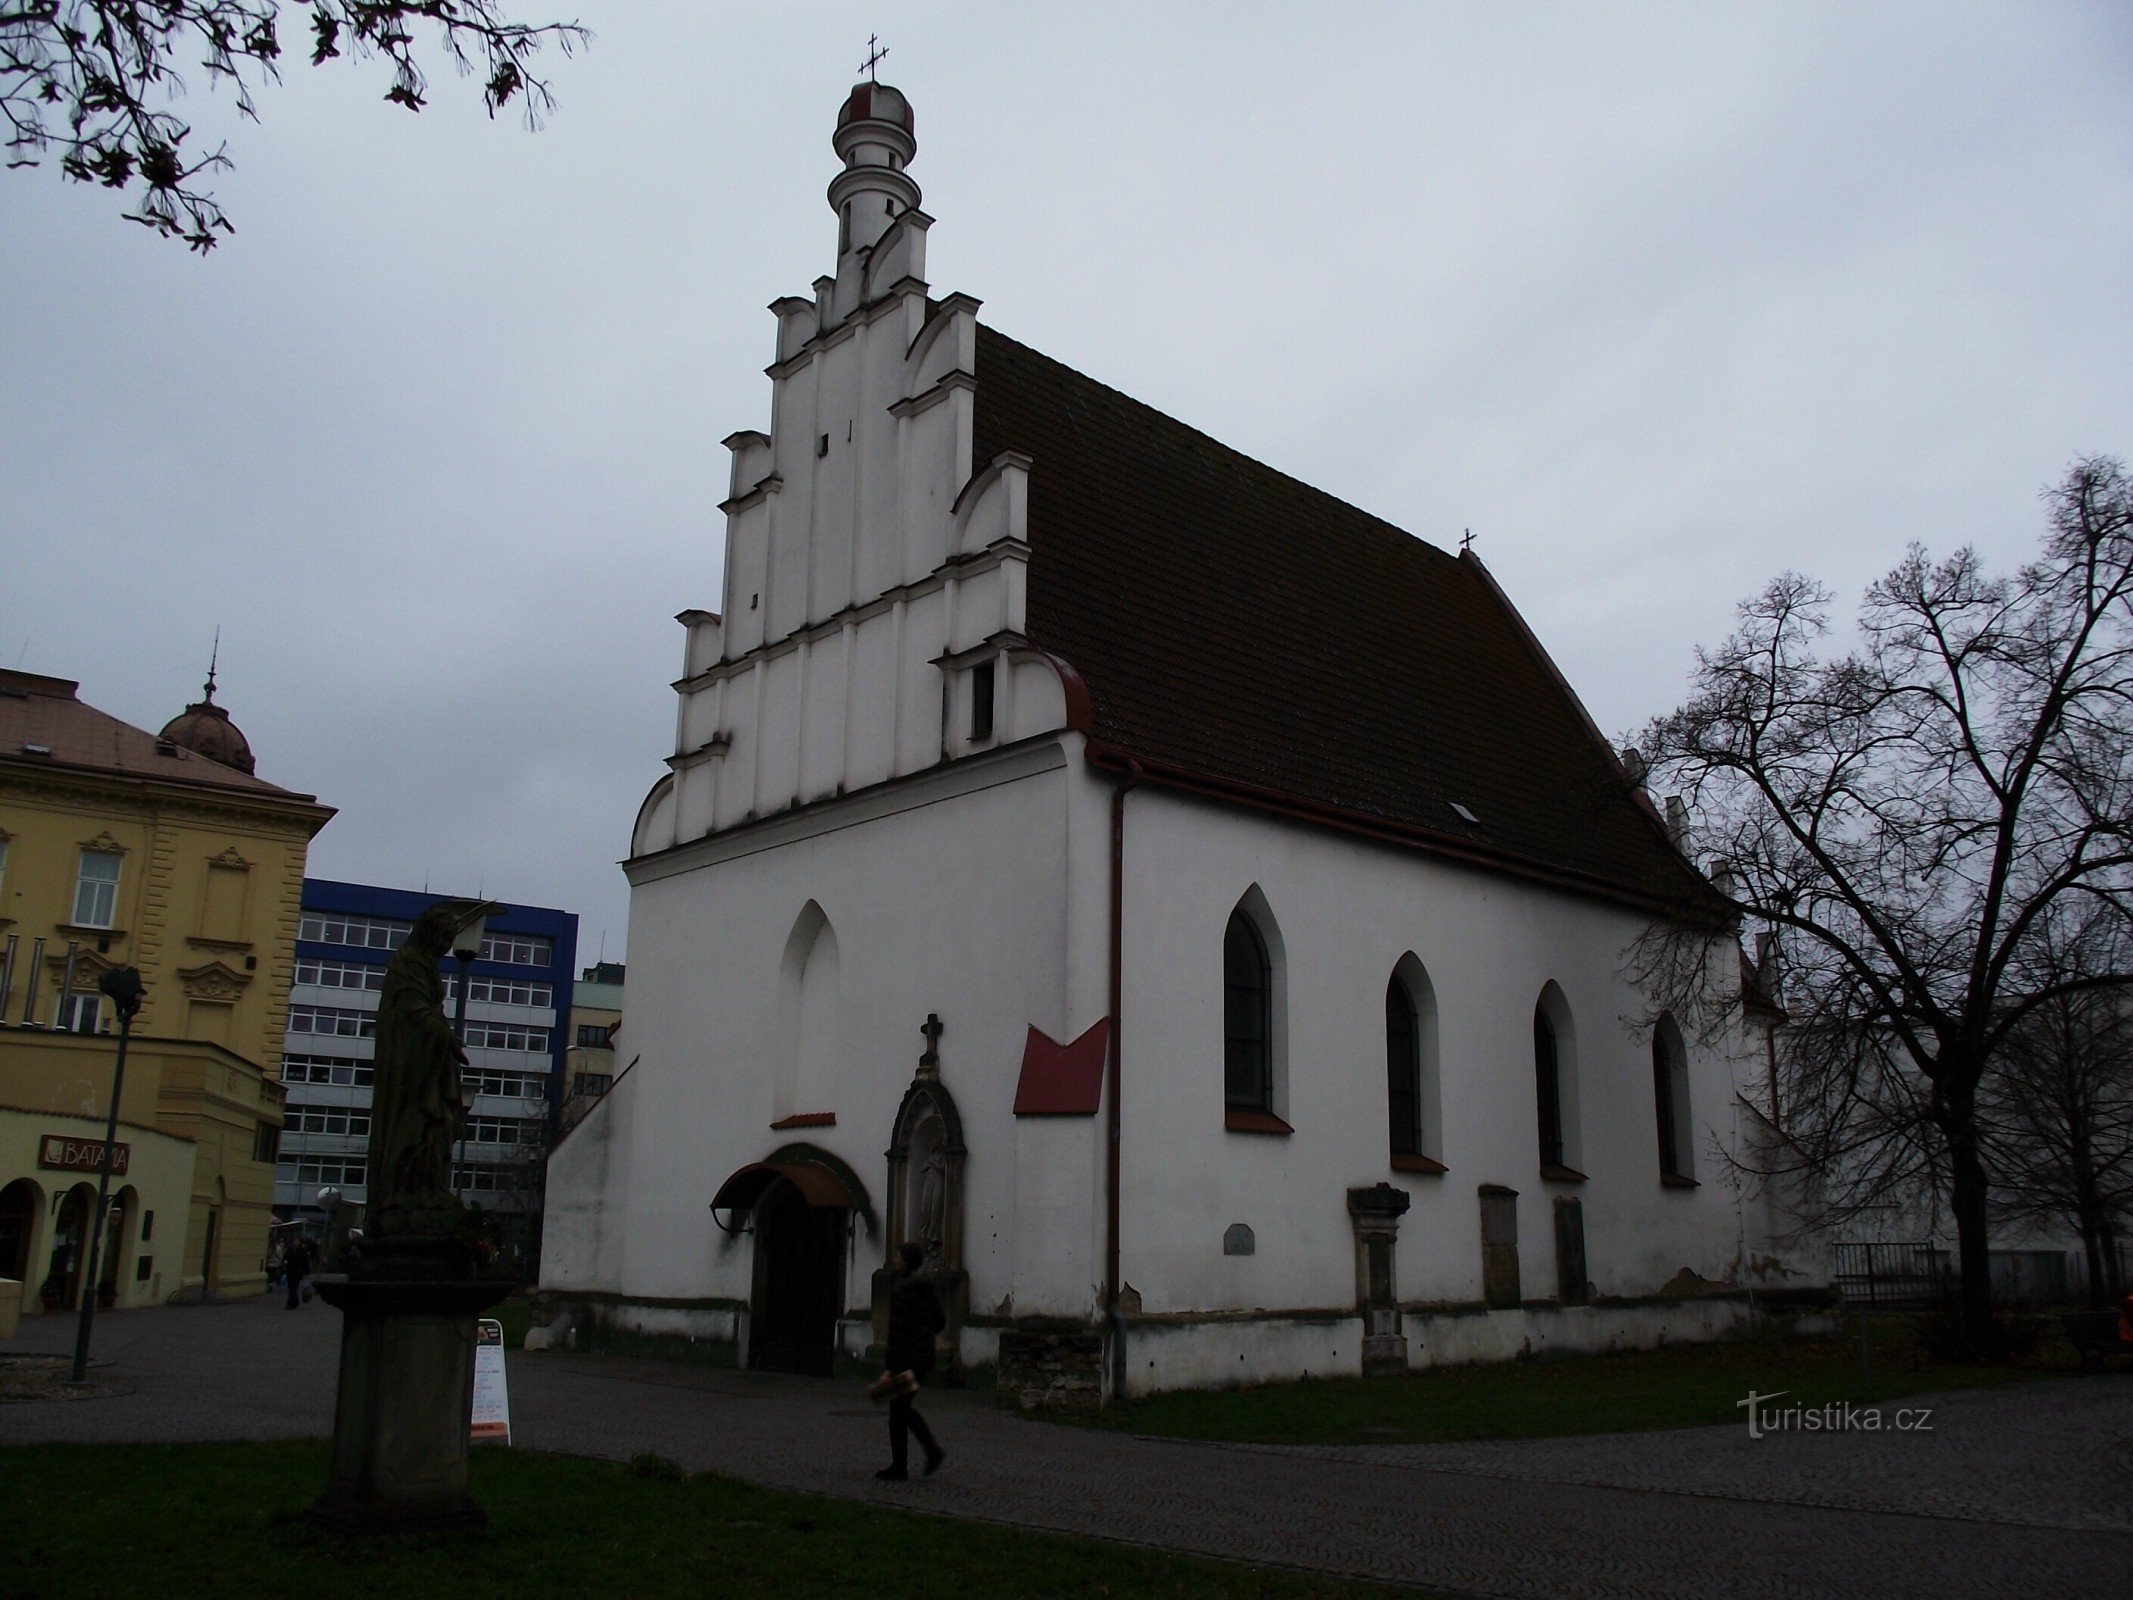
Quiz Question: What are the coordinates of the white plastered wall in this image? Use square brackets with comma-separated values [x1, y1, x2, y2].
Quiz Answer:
[1114, 786, 1758, 1335]
[544, 740, 1114, 1331]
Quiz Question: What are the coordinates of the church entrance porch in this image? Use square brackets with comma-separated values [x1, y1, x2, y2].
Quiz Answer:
[749, 1180, 846, 1376]
[711, 1151, 875, 1379]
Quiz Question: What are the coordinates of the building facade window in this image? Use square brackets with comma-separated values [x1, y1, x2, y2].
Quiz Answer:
[298, 913, 410, 949]
[465, 1066, 549, 1100]
[287, 1004, 377, 1039]
[575, 1022, 613, 1048]
[1653, 1015, 1693, 1181]
[72, 849, 121, 927]
[277, 1157, 366, 1189]
[294, 958, 385, 991]
[281, 1054, 375, 1087]
[460, 1114, 544, 1147]
[1387, 977, 1420, 1157]
[479, 932, 553, 967]
[1386, 955, 1443, 1169]
[441, 974, 554, 1008]
[54, 993, 101, 1034]
[971, 660, 996, 741]
[1223, 911, 1272, 1109]
[284, 1106, 371, 1138]
[462, 1020, 550, 1053]
[451, 1161, 518, 1192]
[1533, 983, 1582, 1175]
[1534, 1003, 1565, 1170]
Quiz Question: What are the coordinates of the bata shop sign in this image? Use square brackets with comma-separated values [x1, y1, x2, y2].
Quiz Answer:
[39, 1135, 130, 1176]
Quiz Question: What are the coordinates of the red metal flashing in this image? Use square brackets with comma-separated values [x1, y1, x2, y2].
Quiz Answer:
[1011, 1020, 1110, 1115]
[1390, 1153, 1447, 1175]
[769, 1112, 836, 1130]
[1224, 1107, 1294, 1136]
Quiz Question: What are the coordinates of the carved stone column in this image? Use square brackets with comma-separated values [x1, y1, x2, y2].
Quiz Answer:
[1347, 1182, 1411, 1377]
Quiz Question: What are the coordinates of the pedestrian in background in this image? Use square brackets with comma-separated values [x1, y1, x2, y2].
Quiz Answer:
[875, 1241, 945, 1480]
[284, 1234, 313, 1310]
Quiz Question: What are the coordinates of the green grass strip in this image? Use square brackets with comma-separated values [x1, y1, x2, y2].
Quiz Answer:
[1075, 1320, 2053, 1445]
[4, 1441, 1444, 1600]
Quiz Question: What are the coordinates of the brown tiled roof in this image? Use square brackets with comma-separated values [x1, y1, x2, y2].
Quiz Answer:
[971, 326, 1710, 911]
[0, 669, 324, 806]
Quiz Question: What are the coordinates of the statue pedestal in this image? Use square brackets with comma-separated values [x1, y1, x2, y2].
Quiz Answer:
[308, 1276, 510, 1534]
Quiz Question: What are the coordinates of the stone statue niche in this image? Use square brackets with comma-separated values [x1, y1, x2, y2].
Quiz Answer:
[874, 1038, 967, 1378]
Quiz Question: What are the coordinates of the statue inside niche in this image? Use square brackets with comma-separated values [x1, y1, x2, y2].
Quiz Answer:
[915, 1144, 947, 1265]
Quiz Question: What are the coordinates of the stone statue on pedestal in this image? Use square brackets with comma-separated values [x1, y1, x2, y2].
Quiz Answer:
[367, 901, 476, 1226]
[309, 897, 507, 1536]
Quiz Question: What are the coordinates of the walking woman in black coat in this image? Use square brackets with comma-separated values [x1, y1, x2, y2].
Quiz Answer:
[877, 1242, 946, 1480]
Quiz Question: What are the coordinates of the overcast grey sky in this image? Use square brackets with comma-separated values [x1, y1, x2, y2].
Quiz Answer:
[4, 3, 2129, 961]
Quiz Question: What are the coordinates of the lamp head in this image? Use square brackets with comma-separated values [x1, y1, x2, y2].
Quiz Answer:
[96, 965, 145, 1020]
[446, 900, 499, 961]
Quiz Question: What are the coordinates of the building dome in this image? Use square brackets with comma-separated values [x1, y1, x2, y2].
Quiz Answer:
[836, 81, 914, 137]
[159, 676, 256, 775]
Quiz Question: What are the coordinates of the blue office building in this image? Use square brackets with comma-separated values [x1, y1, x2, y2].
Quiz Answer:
[274, 878, 578, 1223]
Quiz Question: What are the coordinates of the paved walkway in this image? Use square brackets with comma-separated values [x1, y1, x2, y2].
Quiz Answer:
[4, 1297, 2130, 1600]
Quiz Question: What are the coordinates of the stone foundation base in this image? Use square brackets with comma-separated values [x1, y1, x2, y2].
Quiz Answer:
[997, 1325, 1105, 1413]
[1360, 1332, 1408, 1376]
[309, 1276, 510, 1536]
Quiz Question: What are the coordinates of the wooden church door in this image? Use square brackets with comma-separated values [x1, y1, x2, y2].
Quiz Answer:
[751, 1182, 844, 1376]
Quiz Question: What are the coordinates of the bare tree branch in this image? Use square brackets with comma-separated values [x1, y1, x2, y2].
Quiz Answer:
[2, 2, 586, 249]
[1632, 457, 2133, 1346]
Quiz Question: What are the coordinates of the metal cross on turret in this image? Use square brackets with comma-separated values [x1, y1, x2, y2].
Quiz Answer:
[918, 1011, 943, 1078]
[861, 33, 888, 81]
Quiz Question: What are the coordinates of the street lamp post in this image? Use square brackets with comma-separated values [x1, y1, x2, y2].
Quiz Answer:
[447, 909, 489, 1200]
[70, 966, 144, 1385]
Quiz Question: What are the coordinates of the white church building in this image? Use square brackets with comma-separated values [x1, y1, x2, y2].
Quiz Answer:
[538, 81, 1824, 1405]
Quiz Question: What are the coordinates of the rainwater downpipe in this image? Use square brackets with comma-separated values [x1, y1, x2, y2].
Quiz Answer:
[1105, 755, 1143, 1403]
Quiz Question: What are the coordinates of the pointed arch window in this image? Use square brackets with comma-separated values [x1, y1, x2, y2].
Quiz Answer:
[1653, 1016, 1694, 1183]
[1386, 958, 1444, 1172]
[1534, 1003, 1565, 1171]
[1223, 912, 1271, 1111]
[1387, 978, 1419, 1157]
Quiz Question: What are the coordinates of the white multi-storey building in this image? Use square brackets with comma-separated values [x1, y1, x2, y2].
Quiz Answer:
[539, 81, 1825, 1403]
[275, 880, 576, 1227]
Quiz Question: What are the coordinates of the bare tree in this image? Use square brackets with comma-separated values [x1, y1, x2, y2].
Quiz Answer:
[1635, 458, 2133, 1348]
[3, 3, 586, 250]
[1981, 906, 2133, 1306]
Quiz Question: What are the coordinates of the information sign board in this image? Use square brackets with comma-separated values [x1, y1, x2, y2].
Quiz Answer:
[470, 1318, 511, 1444]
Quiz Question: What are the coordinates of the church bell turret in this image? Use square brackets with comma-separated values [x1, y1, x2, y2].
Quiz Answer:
[829, 82, 920, 261]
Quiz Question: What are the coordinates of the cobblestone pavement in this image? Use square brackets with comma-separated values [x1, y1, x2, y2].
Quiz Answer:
[4, 1297, 2130, 1600]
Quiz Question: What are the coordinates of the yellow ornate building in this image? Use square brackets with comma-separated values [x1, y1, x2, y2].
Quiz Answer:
[0, 667, 332, 1313]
